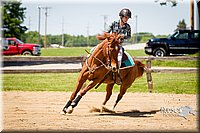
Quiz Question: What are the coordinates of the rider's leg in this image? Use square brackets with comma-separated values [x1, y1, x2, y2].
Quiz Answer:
[115, 46, 123, 85]
[118, 46, 123, 68]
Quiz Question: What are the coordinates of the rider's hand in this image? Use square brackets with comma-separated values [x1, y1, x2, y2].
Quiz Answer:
[120, 34, 125, 39]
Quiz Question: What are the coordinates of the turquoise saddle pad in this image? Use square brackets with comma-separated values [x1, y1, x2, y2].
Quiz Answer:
[121, 51, 135, 68]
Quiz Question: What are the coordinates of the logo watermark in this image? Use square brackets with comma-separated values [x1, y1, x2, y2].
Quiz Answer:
[160, 106, 196, 119]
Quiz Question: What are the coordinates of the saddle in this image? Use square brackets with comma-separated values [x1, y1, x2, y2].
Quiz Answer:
[121, 51, 135, 68]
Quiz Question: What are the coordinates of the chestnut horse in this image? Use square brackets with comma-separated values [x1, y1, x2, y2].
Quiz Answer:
[61, 33, 145, 114]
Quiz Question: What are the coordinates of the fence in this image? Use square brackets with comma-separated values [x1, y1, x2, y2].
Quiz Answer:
[2, 56, 199, 92]
[141, 56, 199, 92]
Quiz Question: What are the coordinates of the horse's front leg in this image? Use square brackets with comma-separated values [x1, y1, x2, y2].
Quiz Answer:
[62, 68, 88, 114]
[65, 79, 99, 114]
[102, 83, 114, 105]
[112, 84, 129, 110]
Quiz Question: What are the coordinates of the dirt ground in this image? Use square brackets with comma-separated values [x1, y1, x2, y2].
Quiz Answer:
[2, 91, 199, 132]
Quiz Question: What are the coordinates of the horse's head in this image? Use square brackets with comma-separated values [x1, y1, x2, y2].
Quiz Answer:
[97, 33, 122, 72]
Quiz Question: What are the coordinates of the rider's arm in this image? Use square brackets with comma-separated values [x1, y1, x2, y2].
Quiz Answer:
[105, 21, 118, 33]
[123, 23, 131, 40]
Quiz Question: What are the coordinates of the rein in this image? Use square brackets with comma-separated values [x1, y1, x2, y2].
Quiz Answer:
[85, 49, 110, 71]
[85, 49, 113, 89]
[84, 37, 121, 88]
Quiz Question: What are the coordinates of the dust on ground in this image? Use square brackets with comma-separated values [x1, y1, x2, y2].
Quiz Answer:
[3, 91, 198, 132]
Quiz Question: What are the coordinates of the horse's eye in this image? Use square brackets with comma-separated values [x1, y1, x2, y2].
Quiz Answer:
[109, 48, 114, 51]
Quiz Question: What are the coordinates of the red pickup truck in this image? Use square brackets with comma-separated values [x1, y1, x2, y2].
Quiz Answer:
[1, 38, 41, 56]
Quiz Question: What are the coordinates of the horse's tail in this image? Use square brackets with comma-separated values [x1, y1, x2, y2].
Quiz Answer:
[135, 60, 145, 78]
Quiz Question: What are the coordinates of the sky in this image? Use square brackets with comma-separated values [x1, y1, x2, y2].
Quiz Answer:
[21, 0, 198, 36]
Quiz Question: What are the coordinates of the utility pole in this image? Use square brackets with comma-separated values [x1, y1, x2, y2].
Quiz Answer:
[28, 16, 31, 42]
[135, 15, 138, 44]
[102, 15, 108, 31]
[61, 17, 64, 46]
[86, 23, 89, 46]
[38, 6, 41, 45]
[42, 6, 51, 49]
[190, 0, 194, 30]
[198, 0, 200, 30]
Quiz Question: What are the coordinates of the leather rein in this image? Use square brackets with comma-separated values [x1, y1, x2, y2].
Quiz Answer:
[84, 41, 121, 88]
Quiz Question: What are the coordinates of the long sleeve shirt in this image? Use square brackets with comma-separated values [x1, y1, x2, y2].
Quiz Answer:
[106, 20, 131, 40]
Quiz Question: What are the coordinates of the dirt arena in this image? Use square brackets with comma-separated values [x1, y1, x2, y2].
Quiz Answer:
[2, 91, 199, 132]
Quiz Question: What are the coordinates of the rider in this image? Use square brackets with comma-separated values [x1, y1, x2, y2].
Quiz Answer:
[105, 8, 132, 68]
[105, 8, 132, 85]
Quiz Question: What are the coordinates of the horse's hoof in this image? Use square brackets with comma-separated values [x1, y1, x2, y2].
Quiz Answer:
[101, 105, 115, 113]
[60, 110, 66, 115]
[66, 106, 73, 114]
[112, 106, 115, 111]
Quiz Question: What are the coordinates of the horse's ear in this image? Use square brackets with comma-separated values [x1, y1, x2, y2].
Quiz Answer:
[96, 33, 111, 40]
[96, 35, 106, 40]
[104, 32, 111, 38]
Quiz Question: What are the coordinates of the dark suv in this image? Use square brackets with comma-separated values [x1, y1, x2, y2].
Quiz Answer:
[144, 30, 200, 57]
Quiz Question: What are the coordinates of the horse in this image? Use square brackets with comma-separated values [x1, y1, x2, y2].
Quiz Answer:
[61, 32, 145, 114]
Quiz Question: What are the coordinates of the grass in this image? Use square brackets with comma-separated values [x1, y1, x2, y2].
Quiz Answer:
[41, 47, 199, 57]
[40, 47, 199, 67]
[41, 47, 147, 57]
[41, 47, 92, 56]
[3, 47, 198, 94]
[3, 72, 198, 94]
[151, 60, 199, 67]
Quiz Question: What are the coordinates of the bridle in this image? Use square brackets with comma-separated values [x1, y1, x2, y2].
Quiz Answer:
[86, 37, 119, 72]
[85, 35, 121, 87]
[106, 39, 121, 72]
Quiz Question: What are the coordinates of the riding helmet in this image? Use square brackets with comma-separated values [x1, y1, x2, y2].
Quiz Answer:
[119, 8, 132, 18]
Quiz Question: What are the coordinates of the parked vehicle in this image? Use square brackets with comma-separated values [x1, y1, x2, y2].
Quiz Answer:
[144, 30, 200, 57]
[1, 38, 41, 56]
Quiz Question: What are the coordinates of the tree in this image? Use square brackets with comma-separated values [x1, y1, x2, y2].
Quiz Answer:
[2, 0, 28, 39]
[21, 31, 41, 44]
[128, 32, 155, 43]
[175, 19, 187, 31]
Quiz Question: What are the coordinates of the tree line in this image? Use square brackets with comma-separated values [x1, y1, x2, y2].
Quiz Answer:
[20, 31, 169, 47]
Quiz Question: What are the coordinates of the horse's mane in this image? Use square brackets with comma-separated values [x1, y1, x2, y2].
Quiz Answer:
[96, 33, 110, 41]
[93, 33, 113, 54]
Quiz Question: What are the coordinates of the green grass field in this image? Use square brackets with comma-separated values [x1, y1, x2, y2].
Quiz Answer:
[41, 47, 199, 56]
[2, 47, 199, 94]
[41, 47, 199, 67]
[3, 72, 198, 94]
[41, 47, 92, 56]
